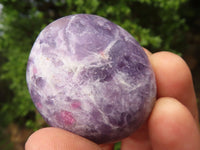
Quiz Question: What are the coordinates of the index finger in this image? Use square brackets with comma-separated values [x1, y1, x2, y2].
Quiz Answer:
[147, 50, 198, 122]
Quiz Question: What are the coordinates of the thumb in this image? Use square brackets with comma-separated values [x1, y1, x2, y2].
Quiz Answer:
[25, 127, 101, 150]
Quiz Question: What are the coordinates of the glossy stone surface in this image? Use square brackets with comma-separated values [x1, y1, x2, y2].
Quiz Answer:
[26, 14, 156, 144]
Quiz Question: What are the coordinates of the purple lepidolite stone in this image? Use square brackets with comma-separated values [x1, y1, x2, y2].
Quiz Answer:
[26, 14, 156, 144]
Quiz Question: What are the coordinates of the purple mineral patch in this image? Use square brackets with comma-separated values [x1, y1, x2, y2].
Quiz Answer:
[26, 14, 156, 144]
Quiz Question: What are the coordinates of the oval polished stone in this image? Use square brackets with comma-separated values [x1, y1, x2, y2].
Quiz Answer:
[26, 14, 157, 144]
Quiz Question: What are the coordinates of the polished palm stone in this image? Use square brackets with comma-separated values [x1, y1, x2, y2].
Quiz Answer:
[26, 14, 156, 144]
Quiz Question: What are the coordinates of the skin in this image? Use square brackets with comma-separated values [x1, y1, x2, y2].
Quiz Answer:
[25, 50, 200, 150]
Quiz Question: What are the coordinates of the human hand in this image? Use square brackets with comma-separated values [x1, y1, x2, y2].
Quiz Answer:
[25, 50, 200, 150]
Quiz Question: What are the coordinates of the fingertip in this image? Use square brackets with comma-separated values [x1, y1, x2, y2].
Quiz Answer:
[25, 127, 101, 150]
[148, 97, 200, 150]
[151, 51, 193, 97]
[150, 51, 198, 121]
